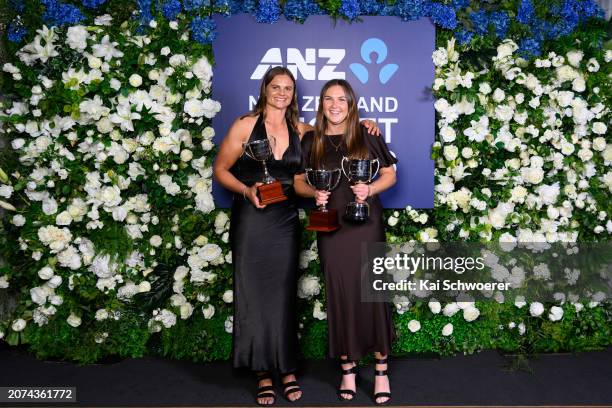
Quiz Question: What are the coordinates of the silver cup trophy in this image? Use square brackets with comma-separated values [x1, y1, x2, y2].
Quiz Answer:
[341, 157, 380, 222]
[305, 168, 342, 231]
[243, 136, 287, 204]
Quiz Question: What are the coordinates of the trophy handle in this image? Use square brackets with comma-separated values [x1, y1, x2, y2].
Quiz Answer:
[370, 159, 380, 182]
[341, 157, 350, 181]
[243, 142, 255, 160]
[305, 168, 314, 187]
[330, 168, 342, 191]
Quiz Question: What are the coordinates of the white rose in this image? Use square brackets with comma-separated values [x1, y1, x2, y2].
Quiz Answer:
[224, 315, 234, 333]
[180, 149, 193, 162]
[443, 145, 458, 161]
[587, 58, 600, 72]
[548, 306, 564, 322]
[67, 313, 82, 327]
[479, 82, 491, 95]
[428, 300, 441, 314]
[529, 302, 544, 317]
[566, 50, 583, 67]
[129, 74, 143, 87]
[95, 309, 109, 321]
[443, 302, 459, 317]
[11, 318, 27, 332]
[222, 289, 233, 303]
[492, 88, 505, 103]
[161, 46, 171, 56]
[387, 215, 398, 227]
[48, 275, 63, 288]
[38, 266, 54, 280]
[149, 235, 162, 247]
[439, 126, 456, 143]
[432, 48, 448, 67]
[0, 275, 8, 289]
[30, 286, 47, 305]
[441, 323, 453, 336]
[180, 303, 194, 319]
[202, 304, 215, 319]
[138, 281, 151, 292]
[407, 319, 421, 333]
[12, 214, 26, 227]
[592, 122, 607, 135]
[463, 306, 480, 322]
[55, 211, 73, 226]
[572, 77, 585, 92]
[298, 275, 321, 299]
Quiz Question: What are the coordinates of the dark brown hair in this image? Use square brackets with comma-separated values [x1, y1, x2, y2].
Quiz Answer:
[245, 66, 300, 132]
[310, 79, 368, 169]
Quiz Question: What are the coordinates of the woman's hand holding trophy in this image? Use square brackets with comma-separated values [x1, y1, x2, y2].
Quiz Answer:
[243, 136, 287, 205]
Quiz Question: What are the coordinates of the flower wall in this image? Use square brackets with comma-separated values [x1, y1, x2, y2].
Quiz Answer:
[0, 0, 610, 363]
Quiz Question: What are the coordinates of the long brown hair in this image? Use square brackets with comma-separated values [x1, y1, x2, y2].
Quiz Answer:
[244, 66, 300, 132]
[310, 79, 368, 169]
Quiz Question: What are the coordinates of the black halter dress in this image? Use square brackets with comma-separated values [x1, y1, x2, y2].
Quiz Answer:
[229, 114, 303, 373]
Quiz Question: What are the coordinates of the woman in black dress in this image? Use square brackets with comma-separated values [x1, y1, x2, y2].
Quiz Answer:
[295, 79, 397, 405]
[213, 67, 309, 406]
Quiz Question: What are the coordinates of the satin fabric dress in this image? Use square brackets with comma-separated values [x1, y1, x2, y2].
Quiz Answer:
[301, 127, 397, 360]
[229, 114, 303, 373]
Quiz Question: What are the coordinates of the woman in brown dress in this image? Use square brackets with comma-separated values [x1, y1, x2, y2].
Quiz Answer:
[294, 79, 397, 405]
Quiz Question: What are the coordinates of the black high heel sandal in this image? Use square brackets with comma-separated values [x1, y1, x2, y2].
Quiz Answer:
[373, 358, 391, 406]
[281, 372, 302, 402]
[337, 359, 358, 401]
[255, 372, 276, 406]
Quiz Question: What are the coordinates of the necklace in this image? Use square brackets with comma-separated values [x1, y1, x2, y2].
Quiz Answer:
[327, 135, 343, 151]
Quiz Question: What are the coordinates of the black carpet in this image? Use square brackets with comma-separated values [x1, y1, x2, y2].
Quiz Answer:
[0, 346, 611, 407]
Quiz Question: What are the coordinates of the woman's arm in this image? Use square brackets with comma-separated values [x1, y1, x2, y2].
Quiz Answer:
[351, 166, 396, 202]
[213, 116, 266, 208]
[296, 120, 381, 139]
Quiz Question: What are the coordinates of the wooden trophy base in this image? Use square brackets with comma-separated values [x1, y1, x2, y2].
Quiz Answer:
[258, 181, 287, 205]
[306, 209, 341, 232]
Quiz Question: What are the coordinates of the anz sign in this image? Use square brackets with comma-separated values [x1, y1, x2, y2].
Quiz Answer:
[250, 48, 346, 81]
[213, 15, 435, 209]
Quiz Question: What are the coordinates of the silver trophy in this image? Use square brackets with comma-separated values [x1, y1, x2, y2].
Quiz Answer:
[243, 136, 287, 204]
[341, 157, 380, 222]
[305, 168, 342, 231]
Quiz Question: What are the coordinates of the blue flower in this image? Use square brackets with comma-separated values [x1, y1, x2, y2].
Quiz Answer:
[41, 0, 85, 27]
[136, 0, 153, 27]
[8, 20, 27, 43]
[558, 0, 579, 36]
[489, 11, 509, 39]
[430, 2, 457, 30]
[255, 0, 281, 23]
[359, 0, 382, 15]
[184, 0, 210, 11]
[517, 0, 534, 25]
[339, 0, 360, 21]
[518, 37, 541, 58]
[469, 10, 489, 35]
[81, 0, 107, 9]
[578, 0, 604, 19]
[190, 16, 217, 43]
[160, 0, 181, 19]
[303, 0, 324, 15]
[284, 0, 306, 21]
[394, 0, 431, 21]
[454, 27, 474, 45]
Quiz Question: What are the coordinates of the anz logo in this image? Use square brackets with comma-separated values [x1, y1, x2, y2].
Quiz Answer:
[250, 38, 398, 85]
[350, 38, 398, 84]
[250, 48, 346, 81]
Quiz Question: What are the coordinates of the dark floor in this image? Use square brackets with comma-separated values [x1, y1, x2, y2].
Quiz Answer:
[0, 346, 611, 407]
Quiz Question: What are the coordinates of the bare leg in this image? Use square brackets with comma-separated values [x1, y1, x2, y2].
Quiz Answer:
[338, 355, 357, 400]
[374, 352, 391, 405]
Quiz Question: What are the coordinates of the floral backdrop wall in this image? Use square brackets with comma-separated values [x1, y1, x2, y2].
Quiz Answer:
[0, 0, 610, 363]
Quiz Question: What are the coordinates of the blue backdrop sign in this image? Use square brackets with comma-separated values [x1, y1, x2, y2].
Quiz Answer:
[212, 15, 435, 208]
